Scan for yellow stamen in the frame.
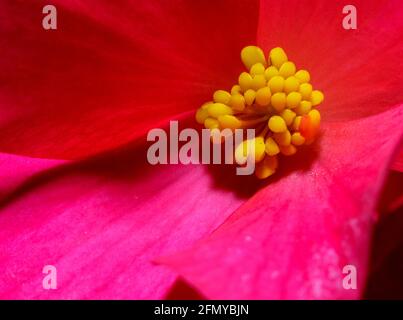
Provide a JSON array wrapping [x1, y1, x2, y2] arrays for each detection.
[[250, 63, 266, 76], [296, 100, 312, 115], [235, 136, 266, 165], [269, 47, 288, 69], [218, 115, 242, 130], [231, 84, 241, 95], [238, 72, 253, 92], [268, 115, 287, 133], [196, 46, 324, 179], [213, 90, 231, 105], [311, 90, 324, 106], [265, 137, 280, 156], [292, 116, 302, 131], [195, 107, 209, 124], [255, 87, 271, 107], [208, 103, 233, 118], [271, 92, 286, 112], [229, 94, 246, 111], [204, 117, 219, 129], [295, 70, 310, 83], [291, 132, 305, 145], [286, 92, 302, 109], [268, 76, 284, 93], [251, 74, 267, 91], [241, 46, 267, 70], [264, 66, 279, 81], [279, 61, 296, 78], [280, 144, 297, 156], [255, 155, 278, 179], [299, 83, 312, 100], [274, 130, 291, 146], [280, 109, 296, 126], [244, 89, 256, 106], [284, 76, 300, 94]]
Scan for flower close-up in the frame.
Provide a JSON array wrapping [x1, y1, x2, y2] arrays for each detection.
[[0, 0, 402, 302]]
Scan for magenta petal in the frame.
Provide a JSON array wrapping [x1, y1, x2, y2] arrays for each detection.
[[0, 142, 245, 299], [160, 105, 403, 299], [0, 153, 64, 198]]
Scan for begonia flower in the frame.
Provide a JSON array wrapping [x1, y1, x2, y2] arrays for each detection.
[[0, 0, 402, 299]]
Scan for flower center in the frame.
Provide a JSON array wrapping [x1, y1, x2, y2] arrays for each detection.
[[195, 46, 324, 179]]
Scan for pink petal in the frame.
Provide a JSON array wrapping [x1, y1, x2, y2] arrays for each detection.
[[160, 105, 403, 299], [0, 0, 258, 159], [257, 0, 403, 121], [0, 153, 64, 198], [0, 131, 250, 299]]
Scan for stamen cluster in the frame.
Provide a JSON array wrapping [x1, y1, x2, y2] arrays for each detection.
[[195, 46, 324, 179]]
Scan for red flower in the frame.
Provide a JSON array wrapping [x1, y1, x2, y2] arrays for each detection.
[[0, 0, 402, 299]]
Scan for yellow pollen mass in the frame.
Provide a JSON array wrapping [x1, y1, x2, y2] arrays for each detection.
[[244, 89, 256, 106], [265, 137, 280, 156], [286, 91, 302, 109], [311, 90, 324, 106], [268, 115, 287, 133], [269, 47, 288, 68], [280, 144, 297, 156], [250, 63, 266, 76], [218, 115, 242, 130], [280, 109, 296, 126], [208, 103, 233, 118], [213, 90, 231, 104], [268, 76, 285, 93], [271, 92, 286, 112], [291, 132, 305, 145], [255, 155, 278, 179], [279, 61, 296, 78], [292, 116, 302, 131], [195, 45, 324, 179], [239, 72, 253, 92], [295, 70, 310, 83], [235, 137, 266, 165], [284, 76, 300, 94], [231, 85, 241, 95], [299, 83, 313, 100], [241, 46, 267, 70], [256, 87, 271, 106], [296, 100, 312, 115], [251, 74, 267, 91], [274, 130, 291, 146], [204, 117, 219, 129], [229, 93, 246, 111], [264, 66, 279, 80]]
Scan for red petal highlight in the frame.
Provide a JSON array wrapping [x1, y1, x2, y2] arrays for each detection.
[[257, 0, 403, 121], [0, 0, 258, 159]]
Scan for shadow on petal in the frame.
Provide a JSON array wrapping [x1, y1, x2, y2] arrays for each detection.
[[165, 278, 206, 300]]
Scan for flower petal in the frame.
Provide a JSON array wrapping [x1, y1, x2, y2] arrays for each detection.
[[0, 0, 258, 159], [160, 105, 403, 299], [0, 153, 64, 198], [257, 0, 403, 121], [0, 133, 248, 299]]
